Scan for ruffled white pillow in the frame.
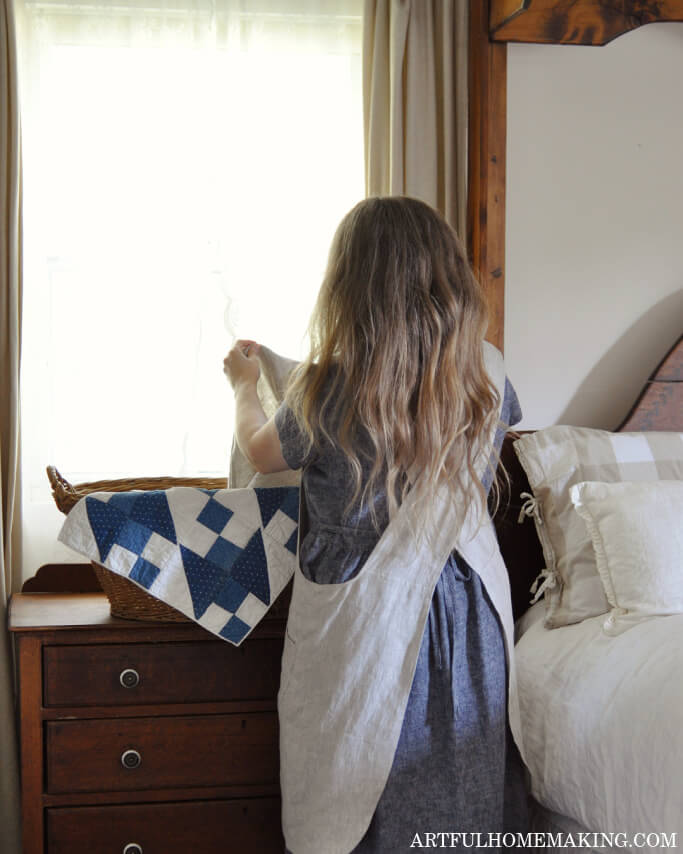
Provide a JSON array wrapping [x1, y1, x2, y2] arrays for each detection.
[[570, 480, 683, 636]]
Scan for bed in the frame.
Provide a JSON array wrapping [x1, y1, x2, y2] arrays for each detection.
[[492, 334, 683, 850]]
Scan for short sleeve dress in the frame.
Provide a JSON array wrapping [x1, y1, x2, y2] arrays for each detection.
[[275, 374, 529, 854]]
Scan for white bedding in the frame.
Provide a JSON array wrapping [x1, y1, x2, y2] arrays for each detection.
[[514, 606, 683, 849]]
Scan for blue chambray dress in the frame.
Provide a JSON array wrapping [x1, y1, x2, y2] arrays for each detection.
[[275, 375, 529, 854]]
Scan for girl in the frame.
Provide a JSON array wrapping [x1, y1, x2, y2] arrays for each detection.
[[223, 196, 530, 854]]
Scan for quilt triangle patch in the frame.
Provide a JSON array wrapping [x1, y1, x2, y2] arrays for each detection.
[[108, 492, 140, 518], [107, 490, 177, 544], [86, 497, 126, 562], [280, 487, 299, 522], [180, 544, 228, 619], [285, 528, 298, 555], [254, 487, 288, 529], [229, 529, 271, 605], [130, 490, 177, 544]]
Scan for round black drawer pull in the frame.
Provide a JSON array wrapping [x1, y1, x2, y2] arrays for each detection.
[[121, 749, 142, 770], [119, 668, 140, 688], [123, 845, 143, 854]]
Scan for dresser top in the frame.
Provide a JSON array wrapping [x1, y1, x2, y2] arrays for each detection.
[[9, 593, 191, 630], [8, 593, 284, 641]]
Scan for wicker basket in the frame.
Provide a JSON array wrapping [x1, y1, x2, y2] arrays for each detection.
[[47, 465, 228, 623]]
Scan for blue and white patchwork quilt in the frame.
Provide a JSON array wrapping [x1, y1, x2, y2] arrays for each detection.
[[57, 486, 299, 645]]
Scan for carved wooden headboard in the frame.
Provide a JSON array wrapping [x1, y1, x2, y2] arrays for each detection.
[[495, 333, 683, 622]]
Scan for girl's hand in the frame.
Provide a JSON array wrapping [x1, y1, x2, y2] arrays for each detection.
[[223, 339, 261, 390]]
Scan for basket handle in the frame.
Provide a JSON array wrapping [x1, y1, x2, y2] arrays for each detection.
[[46, 465, 80, 515]]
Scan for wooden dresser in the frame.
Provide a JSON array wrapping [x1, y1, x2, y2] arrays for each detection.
[[9, 588, 290, 854]]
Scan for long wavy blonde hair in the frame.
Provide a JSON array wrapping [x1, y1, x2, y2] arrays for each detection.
[[284, 196, 508, 535]]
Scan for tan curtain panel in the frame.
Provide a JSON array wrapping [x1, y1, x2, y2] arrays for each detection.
[[0, 0, 23, 850], [363, 0, 468, 239]]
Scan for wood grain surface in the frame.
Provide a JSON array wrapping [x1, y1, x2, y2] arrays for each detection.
[[490, 0, 683, 45]]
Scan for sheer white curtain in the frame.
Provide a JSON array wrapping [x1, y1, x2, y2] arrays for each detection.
[[14, 0, 363, 580]]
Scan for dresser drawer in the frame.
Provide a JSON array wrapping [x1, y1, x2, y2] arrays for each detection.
[[47, 797, 284, 854], [46, 713, 279, 794], [43, 638, 284, 707]]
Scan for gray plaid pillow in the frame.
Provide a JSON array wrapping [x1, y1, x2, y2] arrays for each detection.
[[513, 427, 683, 629]]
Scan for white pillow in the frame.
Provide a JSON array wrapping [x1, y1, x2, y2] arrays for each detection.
[[513, 427, 683, 629], [570, 480, 683, 636]]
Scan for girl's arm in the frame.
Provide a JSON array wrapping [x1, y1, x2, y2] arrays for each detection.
[[224, 340, 290, 474]]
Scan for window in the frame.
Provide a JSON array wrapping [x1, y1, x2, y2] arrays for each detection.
[[15, 0, 363, 578]]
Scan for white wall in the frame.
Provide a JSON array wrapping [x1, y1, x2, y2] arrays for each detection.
[[505, 22, 683, 430]]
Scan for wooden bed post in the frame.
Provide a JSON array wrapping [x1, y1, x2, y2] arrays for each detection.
[[468, 0, 508, 354]]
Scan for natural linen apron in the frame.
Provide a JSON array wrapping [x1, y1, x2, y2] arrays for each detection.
[[277, 342, 526, 854]]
